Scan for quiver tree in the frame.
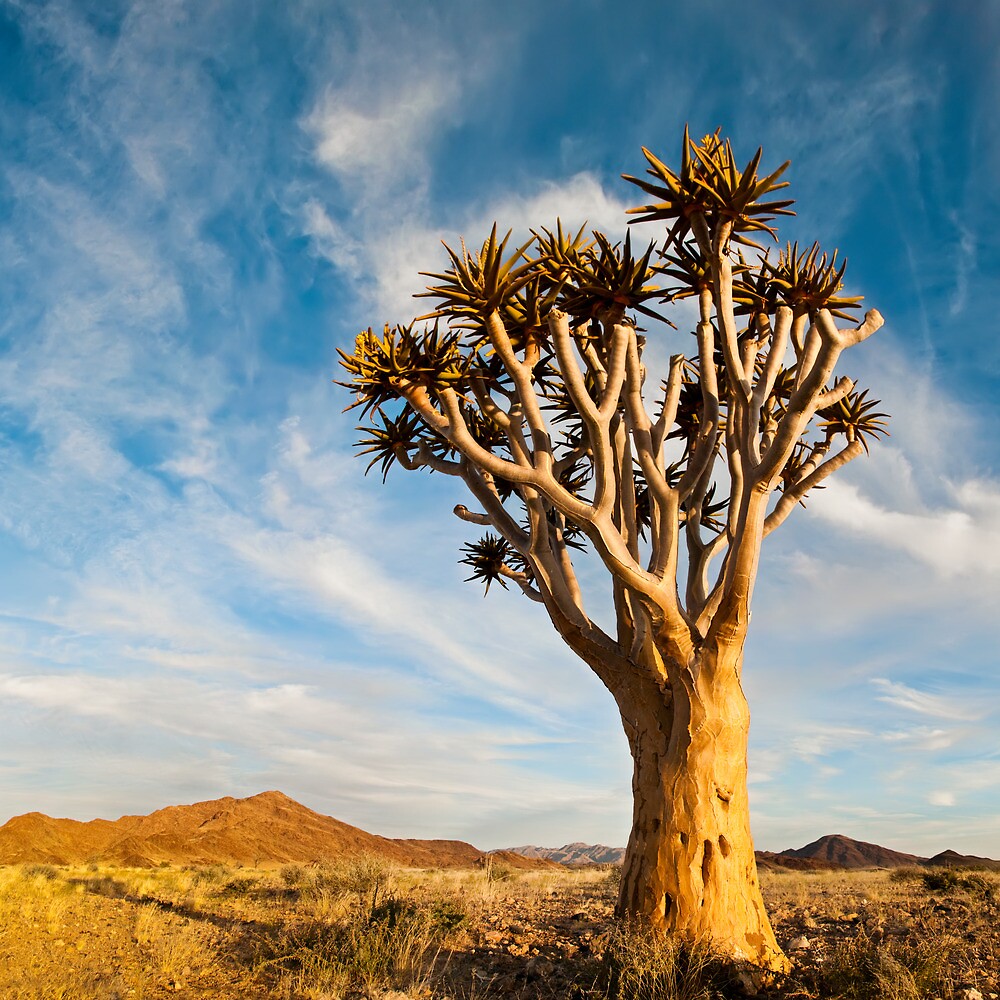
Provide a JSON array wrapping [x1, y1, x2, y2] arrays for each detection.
[[337, 128, 887, 972]]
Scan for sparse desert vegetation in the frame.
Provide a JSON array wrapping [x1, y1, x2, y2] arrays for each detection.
[[1, 859, 998, 999]]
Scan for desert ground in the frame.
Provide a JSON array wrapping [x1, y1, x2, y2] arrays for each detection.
[[1, 859, 997, 1000]]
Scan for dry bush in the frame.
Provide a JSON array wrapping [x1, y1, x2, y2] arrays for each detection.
[[250, 896, 444, 999], [280, 862, 306, 889], [600, 925, 752, 1000], [190, 862, 233, 885], [818, 932, 950, 1000], [920, 868, 996, 901], [889, 866, 926, 884], [133, 901, 213, 984], [22, 864, 59, 881], [334, 854, 395, 919], [481, 855, 515, 884]]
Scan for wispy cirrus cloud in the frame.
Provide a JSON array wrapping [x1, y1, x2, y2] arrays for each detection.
[[881, 727, 955, 752], [872, 678, 983, 721]]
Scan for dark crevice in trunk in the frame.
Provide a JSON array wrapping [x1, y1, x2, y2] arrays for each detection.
[[701, 838, 714, 893]]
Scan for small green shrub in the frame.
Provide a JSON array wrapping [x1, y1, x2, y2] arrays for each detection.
[[430, 898, 467, 932]]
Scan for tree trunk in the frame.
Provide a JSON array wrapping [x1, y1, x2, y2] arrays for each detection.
[[615, 641, 790, 973]]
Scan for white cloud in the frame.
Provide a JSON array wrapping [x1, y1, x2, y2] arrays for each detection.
[[881, 727, 954, 751], [930, 761, 1000, 797], [301, 199, 364, 281], [0, 654, 627, 842], [299, 34, 636, 324], [304, 169, 634, 325], [948, 214, 977, 317], [872, 678, 982, 721], [929, 790, 955, 807], [809, 478, 1000, 579], [789, 725, 870, 761], [307, 76, 460, 187]]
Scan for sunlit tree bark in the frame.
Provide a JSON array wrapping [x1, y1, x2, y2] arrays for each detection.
[[337, 129, 886, 972]]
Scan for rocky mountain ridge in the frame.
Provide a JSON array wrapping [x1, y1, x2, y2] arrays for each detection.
[[507, 833, 1000, 870], [507, 842, 625, 866]]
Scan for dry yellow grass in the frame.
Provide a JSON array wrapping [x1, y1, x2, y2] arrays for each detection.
[[0, 861, 997, 998]]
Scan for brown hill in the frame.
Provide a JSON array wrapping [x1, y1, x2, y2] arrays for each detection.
[[781, 834, 923, 869], [0, 792, 553, 870], [754, 851, 843, 872], [925, 850, 1000, 871]]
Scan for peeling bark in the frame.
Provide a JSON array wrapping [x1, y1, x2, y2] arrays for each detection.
[[615, 642, 790, 973]]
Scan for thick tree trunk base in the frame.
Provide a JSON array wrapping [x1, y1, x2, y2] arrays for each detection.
[[616, 670, 790, 974]]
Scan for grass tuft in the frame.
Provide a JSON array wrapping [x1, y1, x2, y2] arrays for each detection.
[[819, 932, 949, 1000], [600, 924, 752, 1000]]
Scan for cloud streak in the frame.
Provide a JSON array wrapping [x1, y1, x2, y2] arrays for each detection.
[[872, 679, 983, 721]]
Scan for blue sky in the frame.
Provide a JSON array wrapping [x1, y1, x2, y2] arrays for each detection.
[[0, 0, 998, 857]]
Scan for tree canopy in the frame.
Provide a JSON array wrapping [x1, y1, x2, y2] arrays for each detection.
[[338, 128, 887, 652]]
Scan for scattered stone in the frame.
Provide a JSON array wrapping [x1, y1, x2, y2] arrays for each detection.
[[734, 968, 763, 995], [525, 957, 554, 978]]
